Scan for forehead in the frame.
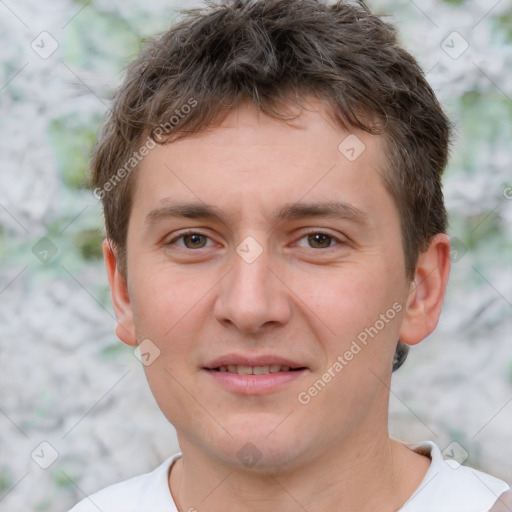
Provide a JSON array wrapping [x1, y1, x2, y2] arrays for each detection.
[[130, 99, 394, 228]]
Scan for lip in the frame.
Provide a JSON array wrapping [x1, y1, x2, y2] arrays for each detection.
[[202, 353, 309, 395], [204, 353, 306, 369], [203, 368, 309, 395]]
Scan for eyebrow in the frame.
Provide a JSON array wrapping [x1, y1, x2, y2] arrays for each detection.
[[145, 199, 369, 227]]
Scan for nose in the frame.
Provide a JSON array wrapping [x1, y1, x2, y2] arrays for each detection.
[[213, 240, 292, 334]]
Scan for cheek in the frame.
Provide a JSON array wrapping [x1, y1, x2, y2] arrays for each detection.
[[129, 265, 207, 340], [130, 271, 208, 419], [296, 262, 405, 373], [299, 264, 393, 330]]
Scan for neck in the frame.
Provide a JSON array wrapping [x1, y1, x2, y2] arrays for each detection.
[[169, 425, 430, 512]]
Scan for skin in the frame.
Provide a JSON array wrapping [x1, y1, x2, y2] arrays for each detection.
[[103, 98, 451, 512]]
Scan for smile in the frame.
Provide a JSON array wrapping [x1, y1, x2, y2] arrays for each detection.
[[211, 365, 305, 375]]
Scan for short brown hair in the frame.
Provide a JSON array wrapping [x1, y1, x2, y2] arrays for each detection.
[[90, 0, 452, 370]]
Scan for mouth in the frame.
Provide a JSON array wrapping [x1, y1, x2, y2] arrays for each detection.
[[202, 355, 309, 395], [209, 365, 307, 375]]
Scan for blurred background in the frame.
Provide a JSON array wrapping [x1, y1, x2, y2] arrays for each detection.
[[0, 0, 511, 510]]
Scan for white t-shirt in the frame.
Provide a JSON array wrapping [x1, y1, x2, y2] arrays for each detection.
[[68, 441, 510, 512]]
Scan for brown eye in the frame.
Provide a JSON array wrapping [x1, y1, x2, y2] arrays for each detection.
[[167, 231, 213, 249], [182, 233, 208, 248], [294, 231, 345, 251], [307, 233, 334, 249]]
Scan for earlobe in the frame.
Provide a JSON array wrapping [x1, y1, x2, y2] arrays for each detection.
[[102, 238, 138, 347], [399, 233, 451, 346]]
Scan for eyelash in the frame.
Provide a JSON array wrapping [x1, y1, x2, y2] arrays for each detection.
[[167, 229, 346, 251]]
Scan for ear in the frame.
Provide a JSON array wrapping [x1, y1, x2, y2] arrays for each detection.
[[102, 238, 138, 347], [399, 233, 451, 346]]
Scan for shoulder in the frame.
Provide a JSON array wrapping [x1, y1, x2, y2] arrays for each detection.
[[67, 474, 148, 512], [67, 454, 181, 512], [489, 489, 512, 511], [400, 441, 510, 512]]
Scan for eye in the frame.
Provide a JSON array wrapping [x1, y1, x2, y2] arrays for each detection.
[[168, 231, 214, 249], [166, 230, 345, 251], [295, 232, 344, 249]]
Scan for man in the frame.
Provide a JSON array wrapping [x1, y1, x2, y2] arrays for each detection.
[[71, 1, 511, 510]]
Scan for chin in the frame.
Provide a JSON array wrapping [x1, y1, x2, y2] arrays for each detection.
[[206, 424, 312, 474]]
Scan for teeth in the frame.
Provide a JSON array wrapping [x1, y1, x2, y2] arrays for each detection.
[[253, 365, 270, 375], [216, 365, 296, 374]]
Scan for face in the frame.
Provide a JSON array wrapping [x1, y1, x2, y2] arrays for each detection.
[[108, 99, 432, 471]]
